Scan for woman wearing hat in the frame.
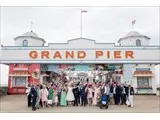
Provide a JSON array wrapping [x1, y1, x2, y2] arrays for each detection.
[[87, 84, 93, 106]]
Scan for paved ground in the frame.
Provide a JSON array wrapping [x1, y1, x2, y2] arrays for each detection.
[[0, 95, 160, 113]]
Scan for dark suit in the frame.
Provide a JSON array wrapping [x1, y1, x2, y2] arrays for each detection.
[[116, 85, 122, 105], [28, 94, 31, 107], [110, 85, 113, 93], [72, 87, 80, 106], [124, 86, 129, 99], [121, 87, 127, 105], [126, 87, 134, 95], [30, 87, 37, 110], [79, 85, 87, 106]]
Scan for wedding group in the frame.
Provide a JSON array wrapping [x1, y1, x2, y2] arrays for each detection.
[[26, 79, 134, 111]]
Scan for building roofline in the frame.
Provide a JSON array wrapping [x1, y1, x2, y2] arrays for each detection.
[[14, 36, 46, 43], [118, 35, 151, 43]]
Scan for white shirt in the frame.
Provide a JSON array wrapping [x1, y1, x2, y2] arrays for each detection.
[[104, 86, 110, 95], [128, 89, 131, 96], [26, 87, 31, 96], [103, 87, 107, 94], [113, 87, 116, 94], [122, 87, 125, 94]]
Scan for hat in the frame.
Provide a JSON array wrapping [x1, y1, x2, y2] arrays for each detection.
[[88, 84, 92, 87]]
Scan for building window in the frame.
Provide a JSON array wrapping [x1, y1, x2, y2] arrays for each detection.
[[12, 77, 26, 87], [137, 77, 150, 87], [136, 39, 141, 46], [23, 40, 28, 46]]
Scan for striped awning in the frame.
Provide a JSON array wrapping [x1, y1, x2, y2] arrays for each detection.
[[9, 71, 30, 76], [133, 71, 154, 77]]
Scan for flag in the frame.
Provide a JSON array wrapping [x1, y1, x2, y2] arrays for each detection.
[[81, 10, 87, 13], [132, 19, 136, 25]]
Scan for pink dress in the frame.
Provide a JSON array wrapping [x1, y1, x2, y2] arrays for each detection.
[[87, 88, 93, 98], [53, 90, 58, 103], [41, 89, 48, 102]]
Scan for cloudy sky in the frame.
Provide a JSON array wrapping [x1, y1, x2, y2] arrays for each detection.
[[0, 7, 160, 85]]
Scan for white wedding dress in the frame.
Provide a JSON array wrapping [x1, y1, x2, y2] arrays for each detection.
[[66, 87, 75, 101]]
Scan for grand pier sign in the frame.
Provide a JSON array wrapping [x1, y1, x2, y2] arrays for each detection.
[[0, 38, 160, 64]]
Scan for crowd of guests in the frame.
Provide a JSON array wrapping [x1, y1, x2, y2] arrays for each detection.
[[26, 79, 134, 111]]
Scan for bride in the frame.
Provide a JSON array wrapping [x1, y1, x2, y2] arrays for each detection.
[[66, 81, 75, 106]]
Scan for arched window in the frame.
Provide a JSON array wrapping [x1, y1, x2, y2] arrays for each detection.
[[136, 39, 141, 46], [23, 40, 28, 46]]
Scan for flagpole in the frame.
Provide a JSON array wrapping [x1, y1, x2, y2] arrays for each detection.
[[81, 10, 82, 37], [80, 10, 87, 38]]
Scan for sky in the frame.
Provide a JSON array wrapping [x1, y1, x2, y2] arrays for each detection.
[[0, 6, 160, 85]]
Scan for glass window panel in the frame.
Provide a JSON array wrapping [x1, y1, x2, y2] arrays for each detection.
[[13, 77, 26, 87], [137, 77, 149, 87]]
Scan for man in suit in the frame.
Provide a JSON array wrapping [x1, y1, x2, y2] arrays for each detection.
[[120, 84, 127, 105], [113, 84, 118, 105], [116, 84, 123, 105], [30, 84, 38, 111], [124, 84, 129, 100], [109, 83, 114, 105], [72, 83, 80, 106], [79, 83, 88, 107]]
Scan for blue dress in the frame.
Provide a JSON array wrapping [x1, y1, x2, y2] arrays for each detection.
[[60, 90, 67, 106]]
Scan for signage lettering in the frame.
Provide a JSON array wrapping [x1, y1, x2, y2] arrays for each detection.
[[29, 50, 134, 60], [29, 51, 38, 59]]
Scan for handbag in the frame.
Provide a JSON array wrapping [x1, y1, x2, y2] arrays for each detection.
[[47, 100, 53, 104]]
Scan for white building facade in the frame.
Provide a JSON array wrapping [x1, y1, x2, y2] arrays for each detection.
[[0, 30, 160, 94]]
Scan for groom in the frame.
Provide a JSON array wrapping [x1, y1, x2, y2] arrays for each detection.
[[79, 82, 88, 107]]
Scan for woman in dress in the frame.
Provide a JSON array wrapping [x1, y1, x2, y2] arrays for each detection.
[[41, 85, 48, 108], [53, 87, 58, 107], [92, 83, 100, 105], [60, 85, 67, 106], [66, 82, 75, 106], [35, 85, 41, 109], [127, 85, 134, 107], [48, 86, 53, 106], [87, 84, 93, 106]]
